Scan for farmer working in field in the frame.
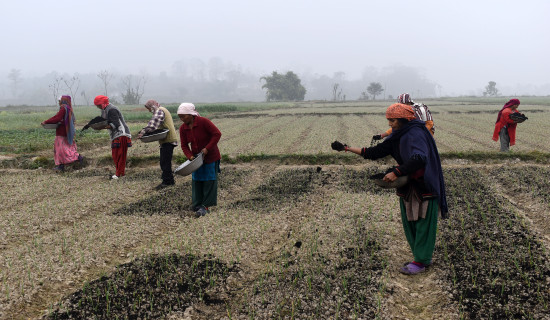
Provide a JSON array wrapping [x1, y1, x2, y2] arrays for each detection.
[[93, 95, 132, 180], [41, 95, 84, 172], [137, 100, 178, 190], [492, 98, 523, 152], [177, 103, 222, 217], [332, 103, 448, 275], [373, 93, 435, 140]]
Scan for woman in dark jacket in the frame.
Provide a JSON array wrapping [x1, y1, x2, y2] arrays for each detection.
[[332, 103, 448, 275]]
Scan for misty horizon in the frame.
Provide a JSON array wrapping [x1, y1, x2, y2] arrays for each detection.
[[1, 0, 549, 105]]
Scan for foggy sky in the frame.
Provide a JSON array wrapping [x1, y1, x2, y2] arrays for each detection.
[[2, 0, 550, 96]]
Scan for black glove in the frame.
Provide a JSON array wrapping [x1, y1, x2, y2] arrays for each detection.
[[331, 140, 347, 152], [372, 134, 382, 141], [82, 124, 90, 130]]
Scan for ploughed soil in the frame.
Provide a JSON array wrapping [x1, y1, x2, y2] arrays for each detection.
[[1, 162, 549, 319]]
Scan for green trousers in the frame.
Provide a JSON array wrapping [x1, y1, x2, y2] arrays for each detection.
[[192, 179, 218, 208], [400, 198, 439, 265]]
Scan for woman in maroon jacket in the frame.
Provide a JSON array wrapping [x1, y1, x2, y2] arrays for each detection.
[[41, 95, 83, 171], [177, 103, 222, 217]]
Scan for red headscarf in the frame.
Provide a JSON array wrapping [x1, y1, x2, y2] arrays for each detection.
[[386, 103, 416, 120], [495, 98, 520, 123], [94, 95, 110, 109]]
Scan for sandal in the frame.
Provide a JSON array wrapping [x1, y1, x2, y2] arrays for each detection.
[[399, 262, 426, 275], [403, 260, 432, 268]]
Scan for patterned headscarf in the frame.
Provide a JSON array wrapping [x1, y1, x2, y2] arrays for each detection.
[[495, 98, 520, 123], [93, 95, 110, 109], [59, 95, 76, 145], [177, 103, 200, 116], [397, 93, 414, 105], [144, 99, 161, 110], [386, 103, 416, 120]]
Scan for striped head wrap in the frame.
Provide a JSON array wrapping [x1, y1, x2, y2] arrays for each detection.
[[386, 103, 416, 120], [397, 93, 414, 105]]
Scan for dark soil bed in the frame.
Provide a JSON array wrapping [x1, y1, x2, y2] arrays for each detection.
[[45, 253, 237, 320], [439, 167, 550, 319]]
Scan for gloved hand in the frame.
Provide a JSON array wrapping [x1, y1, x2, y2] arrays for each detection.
[[331, 140, 347, 152], [372, 134, 382, 141], [82, 124, 90, 130]]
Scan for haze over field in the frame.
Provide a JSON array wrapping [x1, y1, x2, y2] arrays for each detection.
[[1, 0, 549, 105]]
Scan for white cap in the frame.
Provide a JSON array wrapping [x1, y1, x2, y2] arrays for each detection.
[[177, 103, 200, 116]]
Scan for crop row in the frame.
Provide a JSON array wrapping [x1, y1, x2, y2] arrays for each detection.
[[439, 167, 550, 319]]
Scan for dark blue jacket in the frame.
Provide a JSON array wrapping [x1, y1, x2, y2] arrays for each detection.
[[361, 120, 448, 218]]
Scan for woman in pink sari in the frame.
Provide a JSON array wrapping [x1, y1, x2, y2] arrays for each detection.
[[41, 95, 83, 171]]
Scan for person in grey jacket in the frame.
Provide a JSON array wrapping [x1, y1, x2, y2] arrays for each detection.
[[93, 95, 132, 179]]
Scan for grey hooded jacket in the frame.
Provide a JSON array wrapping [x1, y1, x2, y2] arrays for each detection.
[[101, 104, 132, 141]]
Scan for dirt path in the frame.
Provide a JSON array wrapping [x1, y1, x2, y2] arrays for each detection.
[[381, 215, 459, 320]]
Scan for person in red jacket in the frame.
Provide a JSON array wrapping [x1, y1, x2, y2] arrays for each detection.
[[492, 98, 521, 152], [178, 103, 222, 217], [41, 95, 83, 171]]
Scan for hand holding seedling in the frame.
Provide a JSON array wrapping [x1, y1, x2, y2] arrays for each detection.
[[383, 171, 398, 182], [331, 141, 347, 152]]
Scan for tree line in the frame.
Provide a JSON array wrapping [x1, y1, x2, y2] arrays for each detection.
[[3, 62, 443, 106]]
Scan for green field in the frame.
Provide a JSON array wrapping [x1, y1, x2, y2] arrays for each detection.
[[1, 98, 549, 161]]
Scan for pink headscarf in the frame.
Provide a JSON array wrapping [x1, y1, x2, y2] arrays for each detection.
[[495, 98, 520, 123], [144, 99, 161, 109], [93, 95, 110, 109], [177, 103, 200, 116]]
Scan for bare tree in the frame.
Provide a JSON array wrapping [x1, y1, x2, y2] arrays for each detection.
[[332, 83, 340, 101], [120, 74, 147, 105], [81, 90, 90, 106], [7, 69, 21, 98], [97, 70, 114, 96], [48, 76, 63, 106], [62, 74, 80, 106]]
